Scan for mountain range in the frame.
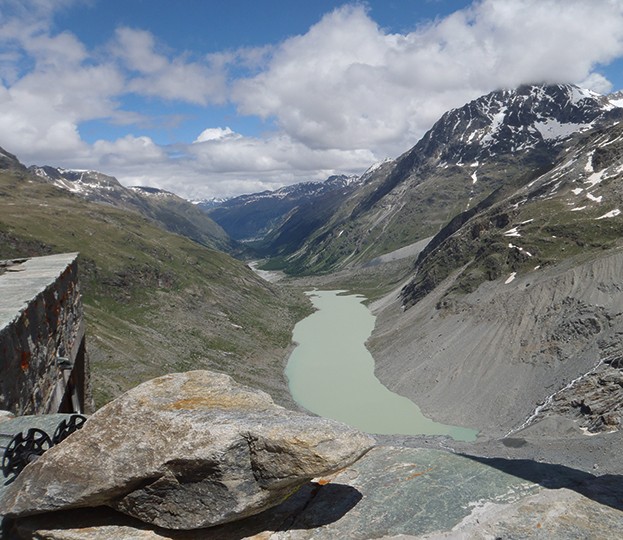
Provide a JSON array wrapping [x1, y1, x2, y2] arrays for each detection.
[[30, 165, 236, 254], [3, 82, 623, 537], [203, 83, 623, 441], [244, 84, 623, 274], [4, 82, 623, 438]]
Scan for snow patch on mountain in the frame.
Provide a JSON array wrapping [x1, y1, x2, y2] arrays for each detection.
[[364, 158, 393, 175], [504, 272, 517, 284], [586, 192, 603, 203], [596, 209, 621, 219], [420, 84, 623, 168], [481, 106, 507, 146], [508, 243, 533, 257], [534, 119, 593, 141], [129, 186, 177, 199]]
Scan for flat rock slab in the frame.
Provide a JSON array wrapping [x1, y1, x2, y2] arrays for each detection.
[[1, 371, 374, 529], [7, 445, 623, 539]]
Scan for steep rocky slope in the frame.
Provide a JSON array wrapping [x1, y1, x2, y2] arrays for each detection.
[[0, 146, 309, 408], [274, 84, 623, 274], [371, 248, 623, 437], [368, 119, 623, 440], [402, 119, 623, 306]]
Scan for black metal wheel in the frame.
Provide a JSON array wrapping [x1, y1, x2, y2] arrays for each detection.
[[2, 428, 52, 481], [52, 414, 87, 445]]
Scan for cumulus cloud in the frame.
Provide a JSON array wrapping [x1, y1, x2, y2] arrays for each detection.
[[95, 130, 375, 199], [111, 27, 228, 105], [190, 130, 375, 174], [93, 135, 166, 166], [2, 0, 623, 198], [0, 1, 124, 161], [194, 127, 241, 143], [233, 0, 623, 160]]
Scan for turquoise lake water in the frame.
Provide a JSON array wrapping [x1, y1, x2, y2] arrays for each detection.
[[285, 290, 478, 441]]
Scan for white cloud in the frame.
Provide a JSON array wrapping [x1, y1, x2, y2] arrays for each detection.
[[579, 73, 613, 94], [232, 1, 623, 161], [111, 28, 168, 74], [3, 0, 623, 199], [111, 27, 228, 105], [190, 131, 375, 174], [194, 127, 241, 143], [93, 131, 375, 199], [93, 135, 165, 166]]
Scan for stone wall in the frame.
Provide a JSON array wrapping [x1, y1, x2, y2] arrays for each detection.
[[0, 253, 91, 415]]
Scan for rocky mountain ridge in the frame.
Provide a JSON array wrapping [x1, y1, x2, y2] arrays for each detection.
[[202, 174, 362, 243], [260, 84, 623, 274], [401, 116, 623, 308], [31, 165, 235, 253], [416, 84, 620, 166]]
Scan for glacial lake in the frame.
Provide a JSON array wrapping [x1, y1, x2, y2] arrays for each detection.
[[285, 290, 478, 441]]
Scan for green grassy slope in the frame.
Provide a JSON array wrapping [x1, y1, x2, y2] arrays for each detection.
[[0, 165, 310, 409]]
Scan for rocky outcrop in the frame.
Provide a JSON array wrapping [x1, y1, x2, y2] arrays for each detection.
[[0, 370, 374, 530], [526, 359, 623, 433], [7, 445, 623, 539]]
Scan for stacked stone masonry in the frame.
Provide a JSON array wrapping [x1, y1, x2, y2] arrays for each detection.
[[0, 253, 90, 415]]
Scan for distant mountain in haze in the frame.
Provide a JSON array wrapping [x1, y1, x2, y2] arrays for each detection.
[[199, 175, 363, 246]]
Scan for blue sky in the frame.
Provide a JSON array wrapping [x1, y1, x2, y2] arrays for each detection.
[[2, 0, 623, 198], [56, 0, 474, 147]]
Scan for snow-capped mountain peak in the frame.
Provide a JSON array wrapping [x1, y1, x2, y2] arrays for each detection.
[[31, 166, 122, 196], [418, 83, 623, 167]]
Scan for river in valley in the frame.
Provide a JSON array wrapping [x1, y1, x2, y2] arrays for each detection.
[[285, 290, 478, 441]]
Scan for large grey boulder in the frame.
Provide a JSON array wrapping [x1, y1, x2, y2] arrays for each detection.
[[1, 370, 374, 529]]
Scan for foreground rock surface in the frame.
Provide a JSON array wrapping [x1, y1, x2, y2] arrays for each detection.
[[0, 370, 374, 529], [7, 445, 623, 539]]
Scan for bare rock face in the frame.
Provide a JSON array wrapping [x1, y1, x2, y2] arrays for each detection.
[[1, 371, 374, 529]]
